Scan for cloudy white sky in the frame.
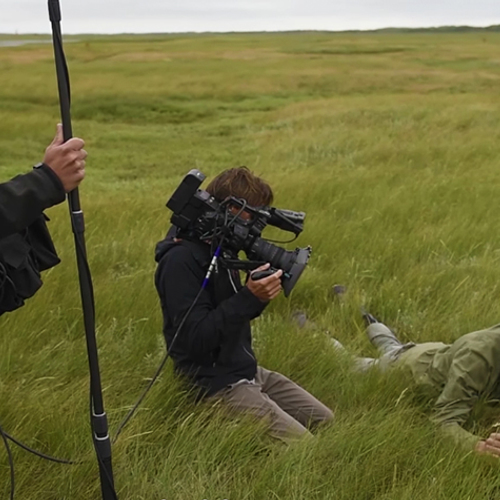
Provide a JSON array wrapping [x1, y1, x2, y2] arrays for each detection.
[[2, 0, 500, 34]]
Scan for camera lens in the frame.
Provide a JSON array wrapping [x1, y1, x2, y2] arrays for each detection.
[[246, 238, 311, 296]]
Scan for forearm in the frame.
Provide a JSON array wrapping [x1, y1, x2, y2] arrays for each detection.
[[439, 422, 481, 451], [0, 166, 65, 239]]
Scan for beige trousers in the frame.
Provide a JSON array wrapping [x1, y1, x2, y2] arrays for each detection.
[[211, 366, 334, 442]]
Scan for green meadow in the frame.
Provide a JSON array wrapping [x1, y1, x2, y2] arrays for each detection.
[[2, 30, 500, 499]]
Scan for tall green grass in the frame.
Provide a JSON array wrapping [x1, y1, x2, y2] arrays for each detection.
[[1, 31, 500, 499]]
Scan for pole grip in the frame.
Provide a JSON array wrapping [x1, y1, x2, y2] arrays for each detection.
[[48, 0, 62, 22]]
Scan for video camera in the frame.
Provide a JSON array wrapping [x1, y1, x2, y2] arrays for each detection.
[[166, 169, 311, 297]]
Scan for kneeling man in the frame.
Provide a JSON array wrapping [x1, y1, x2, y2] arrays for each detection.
[[155, 167, 333, 441]]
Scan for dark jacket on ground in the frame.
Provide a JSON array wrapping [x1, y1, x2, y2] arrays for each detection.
[[0, 165, 65, 239], [155, 233, 267, 397]]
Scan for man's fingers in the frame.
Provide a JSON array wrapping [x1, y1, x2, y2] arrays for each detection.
[[485, 437, 500, 449], [486, 434, 500, 443], [246, 264, 284, 301], [483, 433, 500, 456], [63, 137, 85, 151], [50, 123, 64, 146], [255, 269, 282, 285], [484, 445, 500, 457], [253, 263, 271, 273], [71, 150, 87, 162], [266, 281, 282, 295]]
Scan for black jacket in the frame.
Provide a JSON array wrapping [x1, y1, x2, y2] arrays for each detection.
[[0, 165, 64, 314], [155, 233, 267, 397], [0, 165, 65, 240]]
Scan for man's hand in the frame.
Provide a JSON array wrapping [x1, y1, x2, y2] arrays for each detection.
[[246, 263, 283, 302], [43, 124, 87, 192], [475, 433, 500, 457]]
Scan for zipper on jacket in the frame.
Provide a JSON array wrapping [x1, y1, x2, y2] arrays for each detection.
[[243, 345, 256, 363], [228, 269, 239, 293]]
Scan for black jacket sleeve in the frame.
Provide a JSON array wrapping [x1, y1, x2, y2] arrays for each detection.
[[156, 245, 266, 363], [0, 164, 65, 240]]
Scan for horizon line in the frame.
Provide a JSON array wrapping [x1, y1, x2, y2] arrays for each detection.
[[1, 23, 500, 37]]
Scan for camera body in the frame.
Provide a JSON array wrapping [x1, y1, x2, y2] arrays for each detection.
[[166, 169, 311, 296]]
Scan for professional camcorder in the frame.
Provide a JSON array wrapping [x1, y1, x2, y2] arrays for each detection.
[[166, 169, 311, 297]]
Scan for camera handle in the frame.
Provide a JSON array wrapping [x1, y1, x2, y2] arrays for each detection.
[[250, 268, 277, 281], [219, 258, 266, 271]]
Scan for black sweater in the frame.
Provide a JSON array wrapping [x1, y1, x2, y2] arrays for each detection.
[[155, 234, 267, 397], [0, 165, 65, 239]]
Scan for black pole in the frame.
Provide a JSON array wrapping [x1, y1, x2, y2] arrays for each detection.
[[47, 2, 117, 499]]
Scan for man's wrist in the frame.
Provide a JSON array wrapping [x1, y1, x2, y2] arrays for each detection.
[[245, 285, 269, 304], [475, 440, 486, 453], [238, 286, 268, 313], [32, 162, 66, 202]]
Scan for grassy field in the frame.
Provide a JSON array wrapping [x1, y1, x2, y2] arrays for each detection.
[[2, 30, 500, 499]]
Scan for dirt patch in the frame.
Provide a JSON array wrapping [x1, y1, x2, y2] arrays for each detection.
[[218, 49, 289, 60], [0, 48, 52, 64], [109, 51, 172, 62], [110, 48, 287, 62], [407, 83, 452, 93], [476, 71, 500, 80]]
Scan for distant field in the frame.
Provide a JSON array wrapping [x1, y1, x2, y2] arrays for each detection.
[[2, 31, 500, 499]]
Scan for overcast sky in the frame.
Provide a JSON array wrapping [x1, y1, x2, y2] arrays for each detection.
[[2, 0, 500, 34]]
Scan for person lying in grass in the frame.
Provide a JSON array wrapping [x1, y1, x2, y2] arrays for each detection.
[[332, 307, 500, 457]]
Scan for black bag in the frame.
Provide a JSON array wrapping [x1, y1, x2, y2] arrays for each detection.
[[0, 214, 61, 315]]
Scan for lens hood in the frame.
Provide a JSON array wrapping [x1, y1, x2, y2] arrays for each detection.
[[282, 246, 312, 297]]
